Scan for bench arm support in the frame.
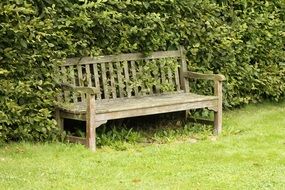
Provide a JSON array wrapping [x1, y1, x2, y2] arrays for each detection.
[[60, 83, 100, 95], [184, 71, 225, 134], [184, 71, 226, 82], [60, 83, 98, 151]]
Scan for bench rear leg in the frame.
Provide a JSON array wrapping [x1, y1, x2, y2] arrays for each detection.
[[55, 109, 64, 130], [214, 110, 222, 135]]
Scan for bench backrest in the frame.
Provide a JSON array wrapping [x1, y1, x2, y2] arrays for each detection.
[[60, 47, 189, 102]]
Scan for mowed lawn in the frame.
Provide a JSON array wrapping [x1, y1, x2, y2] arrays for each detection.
[[1, 102, 285, 190]]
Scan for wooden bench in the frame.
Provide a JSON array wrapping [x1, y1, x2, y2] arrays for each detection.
[[55, 47, 225, 151]]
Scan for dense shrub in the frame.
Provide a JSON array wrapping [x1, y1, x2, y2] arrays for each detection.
[[0, 0, 284, 141], [0, 1, 67, 141], [186, 0, 285, 106]]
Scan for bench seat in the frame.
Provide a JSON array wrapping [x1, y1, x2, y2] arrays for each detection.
[[59, 93, 218, 121]]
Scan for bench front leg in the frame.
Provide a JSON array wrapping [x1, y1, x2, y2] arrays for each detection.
[[86, 94, 96, 151], [214, 80, 223, 135]]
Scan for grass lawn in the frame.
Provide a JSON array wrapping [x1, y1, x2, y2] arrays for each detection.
[[1, 102, 285, 190]]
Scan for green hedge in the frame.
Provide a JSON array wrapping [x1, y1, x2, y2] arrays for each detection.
[[1, 0, 284, 142]]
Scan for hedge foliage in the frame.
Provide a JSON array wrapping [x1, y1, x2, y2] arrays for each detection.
[[1, 0, 284, 142]]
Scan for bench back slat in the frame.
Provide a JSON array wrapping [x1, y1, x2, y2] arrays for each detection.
[[145, 59, 154, 95], [137, 62, 146, 95], [108, 62, 117, 99], [61, 66, 70, 102], [70, 66, 78, 103], [77, 64, 85, 102], [85, 64, 92, 87], [61, 48, 188, 101], [179, 47, 189, 92], [159, 59, 167, 91], [123, 61, 132, 98], [92, 63, 101, 100], [174, 65, 181, 91], [100, 63, 109, 99], [130, 60, 139, 96], [115, 62, 124, 98]]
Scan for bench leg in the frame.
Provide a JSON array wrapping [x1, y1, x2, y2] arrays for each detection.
[[86, 93, 96, 151], [214, 110, 222, 135], [86, 121, 107, 152], [86, 93, 108, 151], [86, 122, 96, 151], [185, 110, 190, 121], [55, 109, 64, 130], [214, 81, 223, 135]]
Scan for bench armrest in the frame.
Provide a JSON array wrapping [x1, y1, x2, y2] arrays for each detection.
[[60, 83, 100, 95], [184, 71, 226, 82]]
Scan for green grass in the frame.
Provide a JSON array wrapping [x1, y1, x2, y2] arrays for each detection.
[[1, 102, 285, 190]]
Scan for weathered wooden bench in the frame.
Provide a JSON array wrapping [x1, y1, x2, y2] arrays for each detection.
[[55, 47, 225, 151]]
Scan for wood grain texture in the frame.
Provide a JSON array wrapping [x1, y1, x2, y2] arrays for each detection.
[[69, 66, 78, 103], [61, 83, 100, 94], [55, 109, 64, 130], [214, 81, 223, 134], [101, 63, 109, 99], [63, 50, 181, 66], [58, 93, 218, 115], [77, 64, 85, 102], [108, 62, 117, 98], [179, 46, 189, 92], [116, 62, 124, 97], [130, 60, 139, 96], [123, 61, 132, 97], [61, 66, 70, 102], [145, 60, 153, 95], [184, 71, 226, 81], [86, 94, 96, 151], [174, 66, 181, 91], [85, 64, 92, 87], [160, 60, 166, 87], [92, 63, 101, 100], [138, 63, 146, 95], [95, 99, 218, 121]]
